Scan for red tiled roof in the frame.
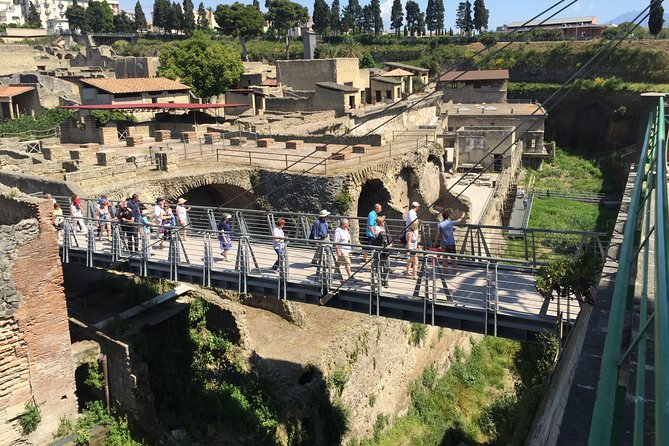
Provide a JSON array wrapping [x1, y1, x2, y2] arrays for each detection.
[[79, 77, 191, 94], [262, 78, 278, 86], [0, 85, 35, 98], [438, 70, 509, 82]]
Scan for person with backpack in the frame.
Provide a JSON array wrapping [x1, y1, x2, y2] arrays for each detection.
[[371, 215, 393, 288], [310, 210, 330, 265], [435, 209, 468, 275]]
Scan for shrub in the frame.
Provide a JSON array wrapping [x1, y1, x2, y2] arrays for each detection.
[[18, 401, 41, 435], [91, 110, 137, 127], [409, 323, 428, 346], [334, 189, 353, 214], [84, 360, 104, 390]]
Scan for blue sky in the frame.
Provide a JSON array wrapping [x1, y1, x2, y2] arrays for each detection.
[[126, 0, 645, 31]]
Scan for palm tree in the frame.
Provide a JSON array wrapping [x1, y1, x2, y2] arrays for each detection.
[[337, 36, 362, 59]]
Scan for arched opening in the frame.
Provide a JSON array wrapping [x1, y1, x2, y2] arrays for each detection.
[[357, 179, 402, 239], [428, 154, 442, 171], [178, 183, 257, 209]]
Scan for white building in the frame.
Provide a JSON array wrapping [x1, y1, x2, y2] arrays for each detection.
[[17, 0, 121, 34], [0, 0, 25, 26]]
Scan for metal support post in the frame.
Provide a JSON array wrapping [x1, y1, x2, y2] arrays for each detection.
[[168, 230, 180, 281], [140, 235, 149, 277], [86, 223, 95, 268], [202, 234, 213, 287], [111, 223, 122, 262], [62, 219, 71, 263]]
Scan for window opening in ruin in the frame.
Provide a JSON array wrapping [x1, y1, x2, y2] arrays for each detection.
[[493, 154, 503, 172], [375, 91, 381, 102]]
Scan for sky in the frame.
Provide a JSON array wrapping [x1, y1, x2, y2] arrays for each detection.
[[125, 0, 647, 31]]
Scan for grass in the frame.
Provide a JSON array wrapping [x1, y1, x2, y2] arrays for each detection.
[[361, 337, 532, 446], [528, 198, 617, 234]]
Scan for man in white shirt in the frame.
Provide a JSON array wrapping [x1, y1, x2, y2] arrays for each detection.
[[153, 198, 164, 239], [333, 218, 354, 281], [406, 201, 420, 228]]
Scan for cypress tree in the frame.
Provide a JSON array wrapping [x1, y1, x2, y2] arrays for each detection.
[[183, 0, 195, 35], [434, 0, 444, 35], [134, 0, 147, 31], [649, 0, 664, 36], [371, 0, 382, 35], [473, 0, 488, 33], [313, 0, 330, 35], [197, 2, 207, 29], [26, 2, 42, 28], [425, 0, 436, 36], [330, 0, 341, 34], [390, 0, 403, 37]]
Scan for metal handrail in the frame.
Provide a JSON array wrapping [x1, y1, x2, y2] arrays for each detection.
[[589, 94, 669, 445]]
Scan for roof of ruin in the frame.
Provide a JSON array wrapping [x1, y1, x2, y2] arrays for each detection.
[[79, 77, 190, 94], [372, 77, 402, 85], [315, 82, 359, 93], [0, 85, 35, 98], [57, 103, 244, 110], [384, 62, 429, 73], [380, 69, 413, 77], [262, 78, 278, 87], [438, 69, 509, 82]]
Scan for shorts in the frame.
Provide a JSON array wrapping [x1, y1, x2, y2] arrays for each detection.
[[337, 254, 351, 265], [441, 245, 456, 254]]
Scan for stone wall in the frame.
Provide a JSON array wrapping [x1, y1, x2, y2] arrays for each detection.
[[0, 170, 81, 197], [349, 101, 438, 138], [0, 194, 77, 445]]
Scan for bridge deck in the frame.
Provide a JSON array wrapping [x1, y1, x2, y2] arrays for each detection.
[[62, 229, 578, 342]]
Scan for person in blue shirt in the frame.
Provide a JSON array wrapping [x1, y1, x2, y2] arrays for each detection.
[[364, 203, 382, 262], [311, 210, 330, 265], [435, 209, 468, 275], [217, 213, 233, 261]]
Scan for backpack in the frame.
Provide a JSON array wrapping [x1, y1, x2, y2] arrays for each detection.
[[399, 231, 407, 244], [371, 230, 391, 247]]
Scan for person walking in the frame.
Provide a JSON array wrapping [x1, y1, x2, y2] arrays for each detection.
[[371, 215, 392, 288], [53, 202, 64, 237], [435, 209, 468, 276], [333, 218, 354, 281], [218, 213, 233, 261], [159, 201, 175, 249], [404, 220, 420, 278], [95, 201, 112, 241], [175, 198, 191, 241], [271, 218, 286, 273], [70, 195, 85, 232], [118, 201, 136, 253], [127, 193, 143, 244], [153, 198, 164, 239], [310, 210, 330, 265], [364, 203, 382, 262]]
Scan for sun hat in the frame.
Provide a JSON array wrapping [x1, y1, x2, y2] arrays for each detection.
[[177, 198, 187, 204], [318, 210, 330, 217], [411, 201, 420, 207], [142, 209, 150, 215], [223, 213, 232, 220]]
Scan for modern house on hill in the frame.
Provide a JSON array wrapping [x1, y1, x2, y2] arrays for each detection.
[[498, 16, 608, 39]]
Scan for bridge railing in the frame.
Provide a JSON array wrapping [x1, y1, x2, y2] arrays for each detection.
[[589, 94, 669, 445], [52, 195, 609, 270], [57, 215, 579, 330]]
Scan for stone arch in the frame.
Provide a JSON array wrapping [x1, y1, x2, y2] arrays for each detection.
[[64, 53, 74, 60], [394, 166, 421, 212], [173, 183, 258, 210]]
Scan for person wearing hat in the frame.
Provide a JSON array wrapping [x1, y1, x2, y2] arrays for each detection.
[[406, 201, 420, 228], [310, 209, 330, 265], [175, 198, 191, 240], [217, 213, 233, 261]]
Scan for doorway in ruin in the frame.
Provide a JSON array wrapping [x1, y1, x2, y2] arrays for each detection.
[[357, 179, 402, 239]]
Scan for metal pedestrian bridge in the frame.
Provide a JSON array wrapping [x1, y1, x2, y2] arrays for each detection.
[[54, 196, 608, 343]]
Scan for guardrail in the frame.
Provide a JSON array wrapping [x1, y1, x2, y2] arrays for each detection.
[[50, 195, 608, 270], [589, 94, 669, 445]]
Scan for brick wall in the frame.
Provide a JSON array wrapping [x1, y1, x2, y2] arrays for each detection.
[[0, 196, 77, 445]]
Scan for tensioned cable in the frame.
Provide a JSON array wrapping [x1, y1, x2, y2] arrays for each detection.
[[211, 0, 578, 211], [322, 5, 656, 298], [101, 0, 577, 269]]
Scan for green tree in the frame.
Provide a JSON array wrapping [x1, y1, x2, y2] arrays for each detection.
[[267, 0, 309, 59], [197, 1, 207, 29], [313, 0, 330, 35], [253, 0, 260, 10], [215, 2, 264, 61], [330, 0, 341, 34], [113, 11, 135, 32], [359, 51, 375, 67], [455, 0, 473, 35], [85, 1, 114, 32], [134, 0, 147, 31], [390, 0, 403, 36], [153, 0, 167, 31], [168, 1, 184, 33], [361, 4, 373, 33], [157, 30, 244, 97], [338, 35, 361, 57], [371, 0, 382, 34], [649, 0, 664, 36], [434, 0, 445, 35], [473, 0, 488, 33], [342, 0, 362, 33], [425, 0, 436, 35], [405, 0, 420, 36], [26, 2, 42, 28], [417, 11, 425, 36], [66, 3, 88, 33], [183, 0, 195, 35]]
